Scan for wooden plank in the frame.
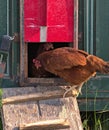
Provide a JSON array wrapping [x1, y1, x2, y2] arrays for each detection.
[[2, 90, 72, 105], [20, 0, 25, 86], [24, 42, 28, 78], [19, 118, 70, 130], [74, 0, 78, 49], [64, 97, 83, 130]]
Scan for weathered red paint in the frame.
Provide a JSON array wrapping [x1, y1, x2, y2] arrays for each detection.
[[24, 0, 74, 42], [24, 0, 46, 42]]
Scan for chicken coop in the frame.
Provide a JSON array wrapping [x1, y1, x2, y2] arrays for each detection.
[[1, 0, 109, 129]]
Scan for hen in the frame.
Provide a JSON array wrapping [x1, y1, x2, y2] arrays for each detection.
[[31, 43, 54, 77], [33, 47, 109, 97]]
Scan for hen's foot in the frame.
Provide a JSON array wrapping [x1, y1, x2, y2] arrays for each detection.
[[71, 89, 79, 97], [63, 86, 79, 98]]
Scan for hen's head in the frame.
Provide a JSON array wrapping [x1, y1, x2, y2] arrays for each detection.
[[43, 43, 54, 51], [33, 59, 41, 69], [33, 43, 53, 69]]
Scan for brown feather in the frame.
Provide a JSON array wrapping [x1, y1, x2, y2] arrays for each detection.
[[37, 47, 87, 70]]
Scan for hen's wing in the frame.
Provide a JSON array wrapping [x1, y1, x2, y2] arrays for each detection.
[[39, 47, 89, 70]]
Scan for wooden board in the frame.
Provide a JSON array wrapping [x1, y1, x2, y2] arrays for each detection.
[[19, 119, 70, 130], [1, 86, 83, 130], [2, 90, 73, 105]]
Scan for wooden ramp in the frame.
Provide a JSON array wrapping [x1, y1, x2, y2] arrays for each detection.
[[1, 86, 83, 130]]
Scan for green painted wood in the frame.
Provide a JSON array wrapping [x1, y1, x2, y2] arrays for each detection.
[[0, 1, 20, 87], [80, 77, 109, 98], [9, 0, 20, 79], [79, 0, 109, 111], [79, 99, 109, 111], [78, 0, 84, 50], [96, 0, 109, 60], [0, 0, 7, 43]]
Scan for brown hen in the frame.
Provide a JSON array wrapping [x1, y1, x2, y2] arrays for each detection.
[[33, 47, 109, 97], [31, 43, 54, 77]]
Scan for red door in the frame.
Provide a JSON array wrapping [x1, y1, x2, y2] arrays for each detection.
[[24, 0, 74, 42]]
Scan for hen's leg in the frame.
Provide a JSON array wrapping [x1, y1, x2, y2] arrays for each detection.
[[63, 83, 84, 98], [63, 85, 78, 97], [76, 83, 84, 95]]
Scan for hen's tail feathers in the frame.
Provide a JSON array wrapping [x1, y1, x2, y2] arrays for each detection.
[[102, 62, 109, 73], [87, 55, 109, 74]]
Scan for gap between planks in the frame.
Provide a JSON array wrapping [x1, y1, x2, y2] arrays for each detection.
[[2, 90, 73, 105]]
